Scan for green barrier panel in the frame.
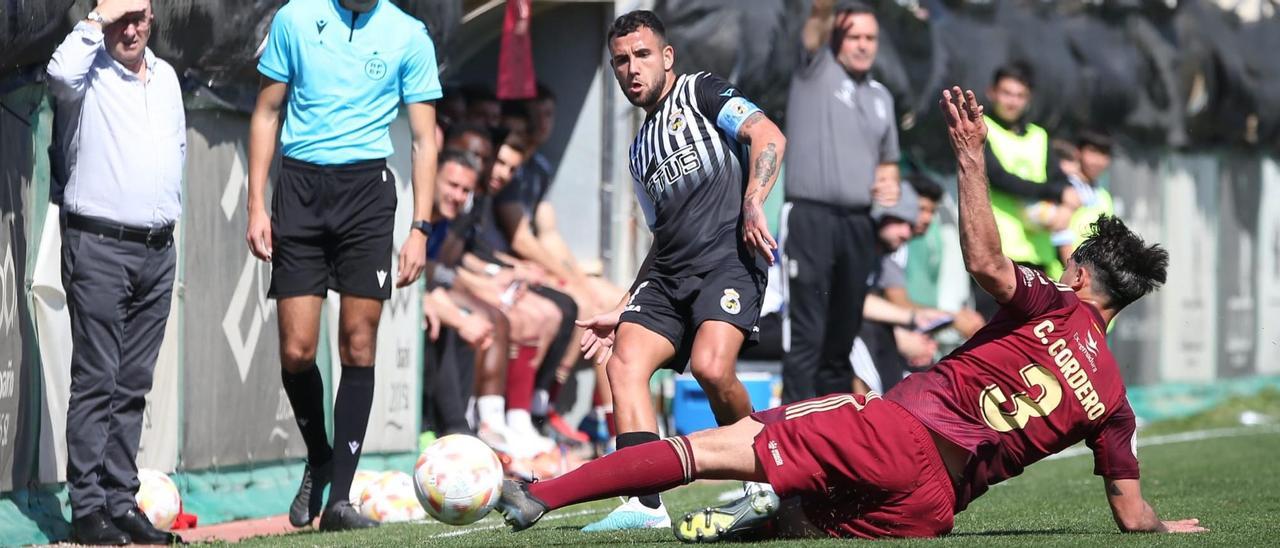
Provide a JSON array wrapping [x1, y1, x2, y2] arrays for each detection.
[[1128, 376, 1280, 423], [0, 452, 418, 543], [175, 453, 418, 525], [0, 486, 70, 545]]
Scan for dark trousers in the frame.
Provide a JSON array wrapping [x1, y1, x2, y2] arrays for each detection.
[[61, 218, 176, 519], [530, 286, 577, 394], [780, 201, 877, 403], [423, 329, 472, 436], [859, 320, 908, 393]]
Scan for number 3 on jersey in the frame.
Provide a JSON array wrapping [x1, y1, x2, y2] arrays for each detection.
[[979, 364, 1063, 432]]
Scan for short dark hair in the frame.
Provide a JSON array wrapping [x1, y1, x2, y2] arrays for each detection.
[[907, 174, 944, 203], [1051, 139, 1079, 162], [535, 82, 555, 103], [608, 10, 666, 44], [461, 84, 497, 103], [500, 131, 531, 156], [1071, 215, 1168, 311], [1076, 129, 1114, 155], [444, 122, 492, 146], [501, 100, 531, 123], [438, 148, 483, 174], [992, 61, 1034, 91], [835, 0, 875, 17]]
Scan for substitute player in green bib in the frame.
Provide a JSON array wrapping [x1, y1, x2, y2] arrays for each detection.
[[246, 0, 441, 531]]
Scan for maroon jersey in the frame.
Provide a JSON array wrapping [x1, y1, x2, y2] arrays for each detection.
[[887, 262, 1139, 510]]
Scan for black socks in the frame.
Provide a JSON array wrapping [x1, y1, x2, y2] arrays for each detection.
[[328, 365, 376, 506]]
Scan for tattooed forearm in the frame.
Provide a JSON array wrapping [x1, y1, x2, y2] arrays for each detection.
[[753, 142, 778, 189], [738, 112, 765, 141]]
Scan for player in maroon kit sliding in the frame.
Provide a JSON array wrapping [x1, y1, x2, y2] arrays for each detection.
[[494, 86, 1206, 541]]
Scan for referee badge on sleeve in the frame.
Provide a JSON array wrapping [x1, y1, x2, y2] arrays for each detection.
[[720, 288, 741, 315]]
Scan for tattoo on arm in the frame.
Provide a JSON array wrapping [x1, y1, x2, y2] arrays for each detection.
[[1107, 483, 1124, 497], [739, 112, 765, 139], [754, 142, 778, 189]]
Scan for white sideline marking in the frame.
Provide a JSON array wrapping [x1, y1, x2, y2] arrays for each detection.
[[433, 426, 1280, 537], [426, 508, 602, 539], [1047, 424, 1280, 461]]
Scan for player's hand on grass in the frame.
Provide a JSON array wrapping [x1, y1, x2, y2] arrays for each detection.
[[1162, 518, 1207, 533], [576, 309, 622, 365], [941, 86, 987, 165], [742, 199, 777, 266], [246, 207, 273, 261], [397, 231, 428, 288]]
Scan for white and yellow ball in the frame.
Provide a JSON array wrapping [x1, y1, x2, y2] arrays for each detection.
[[413, 434, 503, 525], [358, 471, 427, 523], [134, 469, 181, 530], [349, 469, 382, 506]]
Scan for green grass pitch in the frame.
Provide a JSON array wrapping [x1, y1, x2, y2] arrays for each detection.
[[230, 392, 1280, 547]]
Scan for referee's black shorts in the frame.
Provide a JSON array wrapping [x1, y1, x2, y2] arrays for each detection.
[[269, 157, 397, 301]]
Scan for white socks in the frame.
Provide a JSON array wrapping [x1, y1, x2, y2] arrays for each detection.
[[477, 395, 507, 428]]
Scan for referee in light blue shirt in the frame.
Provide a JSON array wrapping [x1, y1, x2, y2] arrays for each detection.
[[246, 0, 441, 531], [47, 0, 184, 544]]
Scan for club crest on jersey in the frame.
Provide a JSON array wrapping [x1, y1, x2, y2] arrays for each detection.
[[720, 288, 741, 315], [667, 109, 688, 135]]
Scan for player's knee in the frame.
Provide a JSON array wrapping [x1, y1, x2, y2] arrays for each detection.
[[605, 352, 647, 391], [340, 329, 377, 365], [690, 350, 737, 389], [280, 342, 318, 372]]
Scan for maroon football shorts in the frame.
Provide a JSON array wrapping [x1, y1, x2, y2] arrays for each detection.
[[751, 393, 956, 539]]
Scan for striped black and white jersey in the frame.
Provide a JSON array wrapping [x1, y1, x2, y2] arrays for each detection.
[[628, 72, 763, 275]]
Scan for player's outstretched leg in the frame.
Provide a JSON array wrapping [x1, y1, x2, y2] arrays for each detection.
[[673, 484, 780, 543], [498, 417, 767, 534], [495, 479, 550, 531]]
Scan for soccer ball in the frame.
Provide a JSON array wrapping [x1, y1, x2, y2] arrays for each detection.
[[349, 469, 382, 507], [359, 471, 427, 523], [414, 434, 503, 525], [135, 469, 181, 530]]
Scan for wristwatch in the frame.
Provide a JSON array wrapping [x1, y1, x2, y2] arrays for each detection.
[[86, 10, 108, 25], [410, 220, 431, 236]]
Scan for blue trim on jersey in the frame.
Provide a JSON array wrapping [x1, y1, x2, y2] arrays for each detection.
[[715, 97, 761, 139]]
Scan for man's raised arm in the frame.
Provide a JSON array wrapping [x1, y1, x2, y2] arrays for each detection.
[[802, 0, 837, 54], [941, 86, 1017, 303]]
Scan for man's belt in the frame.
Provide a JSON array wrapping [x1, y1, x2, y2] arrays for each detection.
[[66, 213, 175, 247]]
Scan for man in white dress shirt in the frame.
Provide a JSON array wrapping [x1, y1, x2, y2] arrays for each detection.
[[46, 0, 185, 544]]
